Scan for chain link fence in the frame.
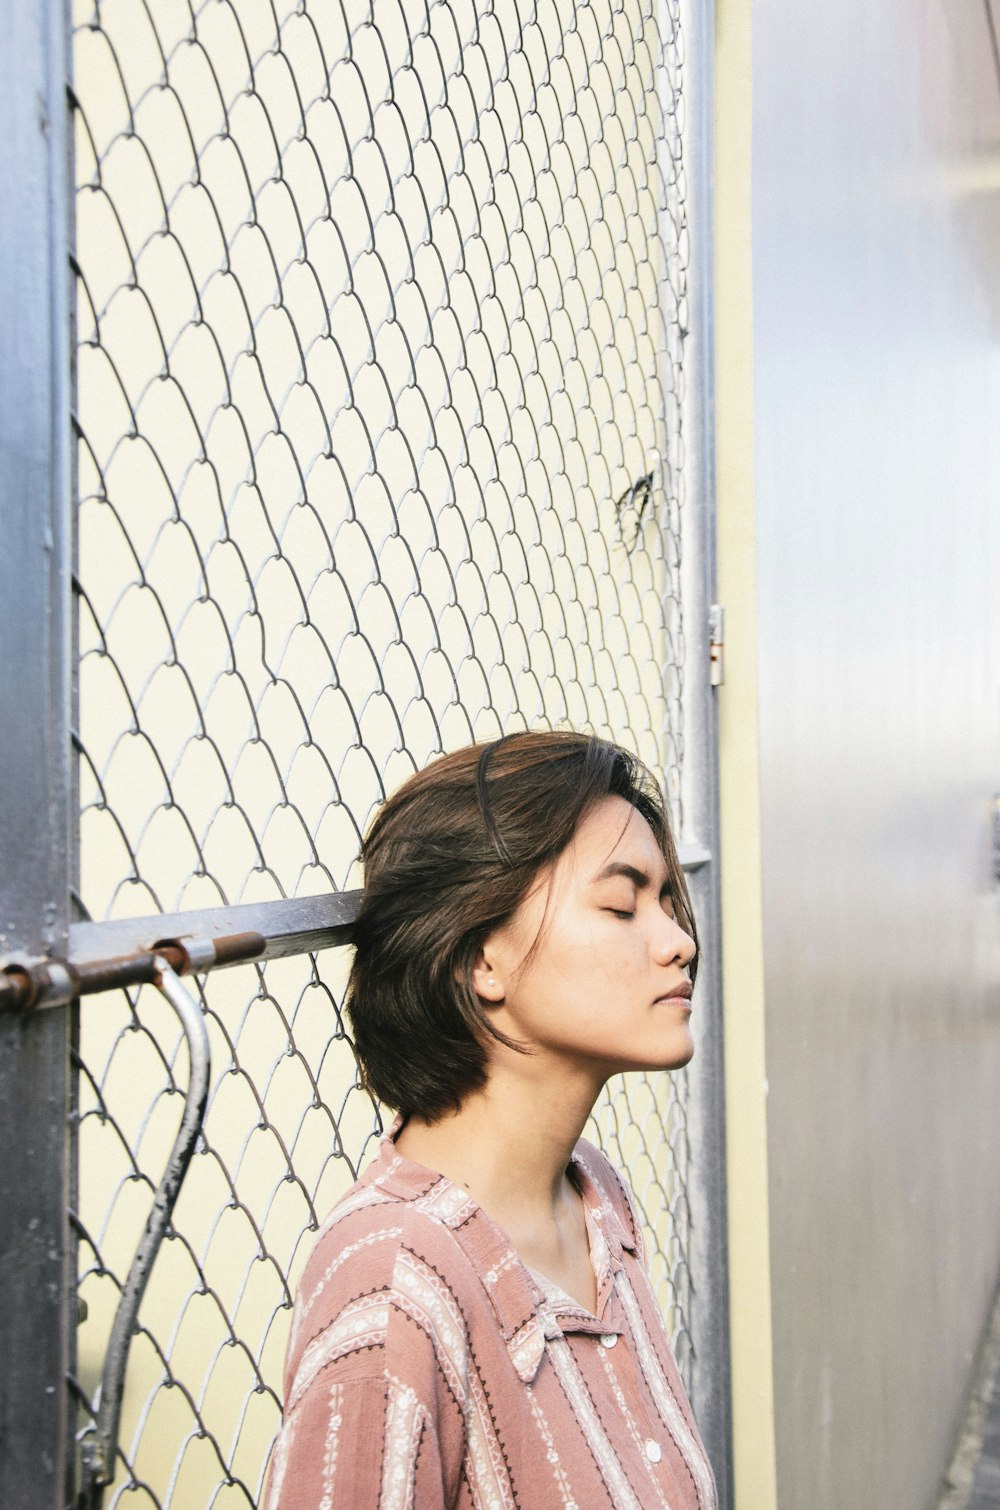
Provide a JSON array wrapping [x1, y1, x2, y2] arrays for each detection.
[[71, 0, 693, 1501]]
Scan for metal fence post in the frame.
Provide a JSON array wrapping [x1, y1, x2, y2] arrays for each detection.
[[677, 0, 735, 1503], [0, 0, 74, 1505]]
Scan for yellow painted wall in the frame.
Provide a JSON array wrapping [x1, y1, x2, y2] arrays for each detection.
[[71, 4, 705, 1502], [713, 2, 779, 1507]]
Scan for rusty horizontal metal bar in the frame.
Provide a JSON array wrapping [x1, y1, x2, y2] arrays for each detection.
[[0, 931, 269, 1013], [0, 890, 362, 1012], [66, 889, 363, 973], [0, 887, 361, 1008]]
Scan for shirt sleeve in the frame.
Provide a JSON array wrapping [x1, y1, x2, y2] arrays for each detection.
[[262, 1365, 453, 1509], [262, 1195, 473, 1507]]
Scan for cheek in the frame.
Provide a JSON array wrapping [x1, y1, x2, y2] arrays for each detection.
[[545, 918, 643, 990], [552, 913, 605, 966]]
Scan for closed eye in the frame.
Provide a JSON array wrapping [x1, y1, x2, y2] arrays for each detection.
[[605, 908, 635, 920]]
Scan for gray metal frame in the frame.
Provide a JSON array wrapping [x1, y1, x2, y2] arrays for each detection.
[[0, 1, 74, 1507], [676, 0, 733, 1502]]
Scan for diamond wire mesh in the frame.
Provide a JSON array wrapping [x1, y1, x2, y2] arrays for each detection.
[[70, 0, 691, 1502]]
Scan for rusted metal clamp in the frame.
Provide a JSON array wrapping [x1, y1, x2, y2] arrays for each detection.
[[0, 930, 266, 1013]]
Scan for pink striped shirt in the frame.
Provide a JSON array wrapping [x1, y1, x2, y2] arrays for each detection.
[[263, 1117, 718, 1509]]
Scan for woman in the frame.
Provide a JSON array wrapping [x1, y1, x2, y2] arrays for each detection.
[[264, 731, 718, 1509]]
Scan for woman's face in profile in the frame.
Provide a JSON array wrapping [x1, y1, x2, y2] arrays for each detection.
[[477, 795, 697, 1081]]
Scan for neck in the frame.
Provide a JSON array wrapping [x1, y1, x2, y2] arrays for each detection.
[[394, 1062, 604, 1227]]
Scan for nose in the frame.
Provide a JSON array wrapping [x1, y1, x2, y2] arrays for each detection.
[[653, 912, 697, 969]]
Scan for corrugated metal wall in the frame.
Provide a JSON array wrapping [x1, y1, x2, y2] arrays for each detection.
[[752, 1, 1000, 1505]]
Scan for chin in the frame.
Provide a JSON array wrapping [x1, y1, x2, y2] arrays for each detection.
[[616, 1037, 695, 1075], [659, 1034, 696, 1071]]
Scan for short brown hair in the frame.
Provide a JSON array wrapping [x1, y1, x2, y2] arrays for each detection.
[[345, 730, 695, 1120]]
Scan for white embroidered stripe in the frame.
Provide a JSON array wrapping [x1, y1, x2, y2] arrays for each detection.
[[463, 1347, 518, 1510], [393, 1249, 516, 1510], [381, 1378, 424, 1510], [597, 1335, 671, 1507], [417, 1178, 478, 1227], [546, 1336, 645, 1510], [524, 1376, 581, 1509], [309, 1179, 395, 1249], [291, 1297, 390, 1409], [318, 1381, 343, 1510], [507, 1317, 546, 1380], [389, 1286, 469, 1408], [616, 1280, 719, 1510], [578, 1148, 647, 1267], [393, 1247, 471, 1398], [291, 1222, 403, 1357], [261, 1408, 294, 1509], [587, 1218, 611, 1281]]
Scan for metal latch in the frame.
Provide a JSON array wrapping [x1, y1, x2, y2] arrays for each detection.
[[709, 604, 725, 687], [0, 930, 265, 1013]]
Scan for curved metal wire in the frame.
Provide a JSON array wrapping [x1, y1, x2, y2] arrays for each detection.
[[78, 962, 211, 1509]]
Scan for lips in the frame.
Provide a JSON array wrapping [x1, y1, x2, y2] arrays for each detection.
[[654, 980, 692, 1004]]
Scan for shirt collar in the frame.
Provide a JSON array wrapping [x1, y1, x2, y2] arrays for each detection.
[[367, 1114, 637, 1382]]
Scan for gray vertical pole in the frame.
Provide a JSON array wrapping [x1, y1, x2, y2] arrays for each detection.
[[0, 0, 74, 1506], [676, 0, 735, 1504]]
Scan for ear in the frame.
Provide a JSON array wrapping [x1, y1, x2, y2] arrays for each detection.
[[471, 944, 505, 1003]]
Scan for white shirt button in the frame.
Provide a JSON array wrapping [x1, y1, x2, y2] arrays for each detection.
[[599, 1333, 618, 1348], [645, 1439, 662, 1463]]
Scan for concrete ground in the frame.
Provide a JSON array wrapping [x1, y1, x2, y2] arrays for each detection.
[[938, 1286, 1000, 1510], [966, 1359, 1000, 1510]]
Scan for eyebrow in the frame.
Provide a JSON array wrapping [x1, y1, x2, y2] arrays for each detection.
[[592, 860, 671, 898]]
